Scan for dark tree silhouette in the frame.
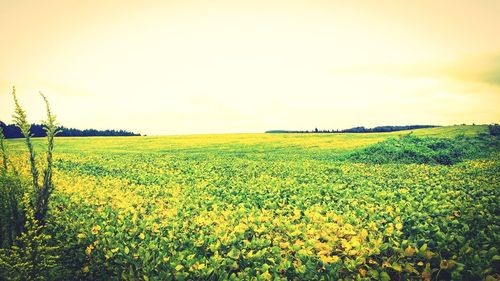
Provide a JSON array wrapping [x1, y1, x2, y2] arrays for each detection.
[[0, 121, 140, 139], [266, 125, 440, 134]]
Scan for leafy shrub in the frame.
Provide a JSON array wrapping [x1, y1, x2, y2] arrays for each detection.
[[347, 134, 499, 165], [0, 87, 61, 280], [0, 125, 25, 249], [0, 194, 59, 281], [488, 124, 500, 136], [0, 172, 25, 248]]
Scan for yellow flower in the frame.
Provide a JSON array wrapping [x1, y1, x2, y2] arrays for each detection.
[[385, 225, 394, 236], [139, 233, 145, 240], [294, 239, 304, 247], [440, 259, 454, 270], [91, 225, 101, 235], [260, 271, 272, 281], [359, 268, 367, 277], [193, 263, 206, 270], [395, 223, 403, 231], [320, 255, 340, 264], [350, 237, 361, 248], [234, 223, 248, 234], [152, 223, 160, 233], [405, 245, 415, 257], [359, 229, 368, 240], [279, 242, 290, 249], [85, 244, 94, 256]]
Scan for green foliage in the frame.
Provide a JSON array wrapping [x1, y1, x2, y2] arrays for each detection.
[[7, 89, 61, 225], [0, 172, 25, 248], [347, 134, 499, 165], [36, 92, 61, 224], [27, 132, 496, 280], [12, 86, 40, 195], [488, 124, 500, 136], [0, 88, 61, 280], [0, 127, 7, 171], [0, 193, 59, 281], [11, 87, 31, 139], [0, 123, 24, 250]]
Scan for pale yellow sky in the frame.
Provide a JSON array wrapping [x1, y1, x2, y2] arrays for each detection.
[[1, 0, 499, 135]]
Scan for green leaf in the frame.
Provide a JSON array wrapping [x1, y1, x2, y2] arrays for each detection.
[[420, 243, 428, 252], [392, 262, 402, 272], [380, 271, 391, 281], [227, 248, 241, 260]]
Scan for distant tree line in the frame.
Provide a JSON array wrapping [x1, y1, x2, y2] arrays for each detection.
[[266, 125, 440, 134], [0, 121, 140, 139]]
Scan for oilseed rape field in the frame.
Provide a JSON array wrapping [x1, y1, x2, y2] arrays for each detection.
[[3, 125, 499, 280]]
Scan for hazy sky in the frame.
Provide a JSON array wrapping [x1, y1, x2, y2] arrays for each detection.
[[1, 0, 499, 135]]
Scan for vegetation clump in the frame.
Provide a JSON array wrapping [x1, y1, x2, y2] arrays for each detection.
[[488, 123, 500, 136], [0, 87, 60, 280], [347, 133, 499, 165]]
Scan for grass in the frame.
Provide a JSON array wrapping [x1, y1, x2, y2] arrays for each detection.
[[4, 125, 487, 155]]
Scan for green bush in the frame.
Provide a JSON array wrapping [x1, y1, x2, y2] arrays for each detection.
[[347, 134, 499, 165], [0, 194, 59, 281], [488, 124, 500, 136], [0, 87, 61, 280]]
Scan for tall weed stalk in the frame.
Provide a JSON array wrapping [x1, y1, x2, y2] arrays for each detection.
[[0, 87, 61, 280]]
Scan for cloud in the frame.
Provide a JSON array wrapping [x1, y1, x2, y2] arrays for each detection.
[[450, 53, 500, 87], [329, 52, 500, 88]]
